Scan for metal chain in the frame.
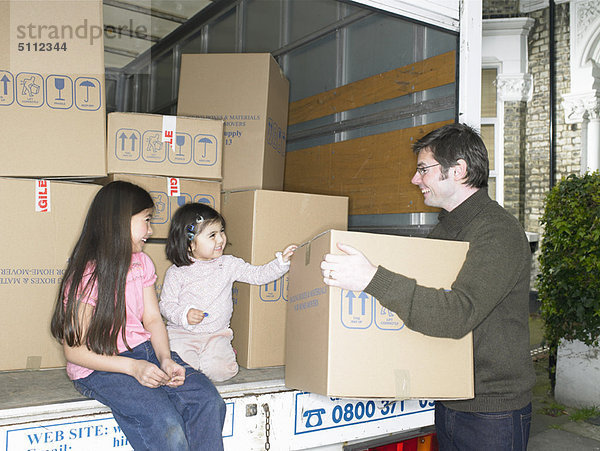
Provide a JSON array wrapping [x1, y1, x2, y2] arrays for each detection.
[[262, 403, 271, 450]]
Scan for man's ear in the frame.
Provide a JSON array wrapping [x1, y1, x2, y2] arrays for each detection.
[[453, 159, 468, 181]]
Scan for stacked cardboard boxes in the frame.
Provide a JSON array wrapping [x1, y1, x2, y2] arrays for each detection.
[[102, 112, 225, 309], [0, 0, 106, 177], [178, 53, 289, 192], [221, 190, 348, 368], [177, 54, 351, 369], [0, 0, 106, 370], [102, 173, 222, 240], [0, 179, 100, 370]]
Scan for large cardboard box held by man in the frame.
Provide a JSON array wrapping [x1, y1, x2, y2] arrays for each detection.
[[178, 54, 289, 191], [101, 174, 221, 239], [107, 113, 223, 180], [221, 190, 348, 369], [285, 229, 474, 400], [0, 179, 100, 370], [0, 1, 106, 177]]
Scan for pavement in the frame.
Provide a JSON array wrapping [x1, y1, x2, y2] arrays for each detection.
[[527, 350, 600, 450]]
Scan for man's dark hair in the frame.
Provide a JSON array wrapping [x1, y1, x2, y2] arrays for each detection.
[[413, 123, 489, 188]]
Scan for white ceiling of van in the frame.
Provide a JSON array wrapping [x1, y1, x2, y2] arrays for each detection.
[[103, 0, 212, 69], [102, 0, 461, 70]]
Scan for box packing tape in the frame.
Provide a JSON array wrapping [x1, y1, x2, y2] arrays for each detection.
[[26, 356, 42, 370], [394, 369, 411, 400]]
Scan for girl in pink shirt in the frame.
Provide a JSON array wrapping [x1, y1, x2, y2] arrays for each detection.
[[51, 181, 225, 451], [161, 203, 297, 382]]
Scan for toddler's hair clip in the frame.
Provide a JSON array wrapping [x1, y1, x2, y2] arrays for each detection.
[[186, 216, 204, 241]]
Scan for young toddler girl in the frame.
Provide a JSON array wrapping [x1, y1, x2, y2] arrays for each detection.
[[51, 181, 226, 451], [160, 202, 297, 382]]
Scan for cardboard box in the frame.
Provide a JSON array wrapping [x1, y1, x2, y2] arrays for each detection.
[[102, 174, 221, 239], [144, 242, 170, 299], [178, 53, 289, 191], [285, 230, 474, 400], [107, 112, 223, 179], [221, 190, 348, 369], [0, 1, 106, 177], [0, 179, 100, 370]]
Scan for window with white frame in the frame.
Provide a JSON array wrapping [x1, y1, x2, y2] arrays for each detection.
[[481, 66, 501, 202]]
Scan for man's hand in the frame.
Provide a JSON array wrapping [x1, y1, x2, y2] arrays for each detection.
[[320, 243, 377, 292]]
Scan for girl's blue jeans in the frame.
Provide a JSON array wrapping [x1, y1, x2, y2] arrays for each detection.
[[435, 401, 532, 451], [73, 341, 226, 451]]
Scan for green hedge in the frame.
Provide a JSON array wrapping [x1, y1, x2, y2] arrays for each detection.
[[537, 172, 600, 348]]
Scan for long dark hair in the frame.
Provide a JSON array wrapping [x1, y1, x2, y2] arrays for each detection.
[[166, 202, 225, 267], [51, 181, 154, 355]]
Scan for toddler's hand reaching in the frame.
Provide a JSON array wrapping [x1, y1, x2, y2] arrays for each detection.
[[187, 308, 207, 325], [281, 244, 298, 263]]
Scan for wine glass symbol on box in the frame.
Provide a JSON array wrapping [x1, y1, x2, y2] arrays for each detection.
[[167, 133, 192, 164], [46, 75, 73, 109]]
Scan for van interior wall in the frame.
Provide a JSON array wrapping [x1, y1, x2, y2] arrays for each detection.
[[284, 51, 456, 216], [107, 0, 459, 226]]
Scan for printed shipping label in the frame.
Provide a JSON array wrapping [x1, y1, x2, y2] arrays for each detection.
[[294, 392, 434, 435], [35, 180, 51, 212], [168, 177, 180, 197], [162, 115, 177, 150]]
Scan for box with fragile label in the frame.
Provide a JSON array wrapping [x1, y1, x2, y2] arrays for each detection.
[[102, 174, 221, 239], [0, 178, 100, 370], [107, 112, 223, 179], [0, 1, 106, 177], [285, 230, 474, 400], [178, 53, 289, 191], [221, 190, 348, 369]]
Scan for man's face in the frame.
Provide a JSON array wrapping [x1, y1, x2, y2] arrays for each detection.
[[411, 149, 458, 211]]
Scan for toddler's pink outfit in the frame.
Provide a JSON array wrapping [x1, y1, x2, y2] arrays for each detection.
[[159, 253, 289, 382]]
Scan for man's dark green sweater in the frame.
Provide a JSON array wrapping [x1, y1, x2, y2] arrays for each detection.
[[365, 188, 536, 412]]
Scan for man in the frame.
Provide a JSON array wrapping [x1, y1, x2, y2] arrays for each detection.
[[321, 123, 535, 450]]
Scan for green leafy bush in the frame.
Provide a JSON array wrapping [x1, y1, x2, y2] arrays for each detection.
[[537, 172, 600, 347]]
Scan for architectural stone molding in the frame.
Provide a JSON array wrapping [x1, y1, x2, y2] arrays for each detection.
[[574, 0, 600, 43], [562, 91, 600, 123], [572, 0, 600, 69], [483, 17, 535, 37], [520, 0, 569, 14], [497, 73, 533, 102]]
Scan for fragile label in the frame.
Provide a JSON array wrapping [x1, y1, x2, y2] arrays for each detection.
[[35, 180, 51, 212], [168, 177, 180, 197], [162, 115, 177, 150]]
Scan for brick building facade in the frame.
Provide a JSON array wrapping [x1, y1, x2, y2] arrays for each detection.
[[482, 0, 599, 284]]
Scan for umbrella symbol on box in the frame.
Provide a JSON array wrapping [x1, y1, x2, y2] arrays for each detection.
[[197, 137, 213, 158], [175, 135, 186, 155], [80, 80, 95, 102]]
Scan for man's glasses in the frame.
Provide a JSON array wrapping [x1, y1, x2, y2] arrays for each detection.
[[416, 163, 441, 176]]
